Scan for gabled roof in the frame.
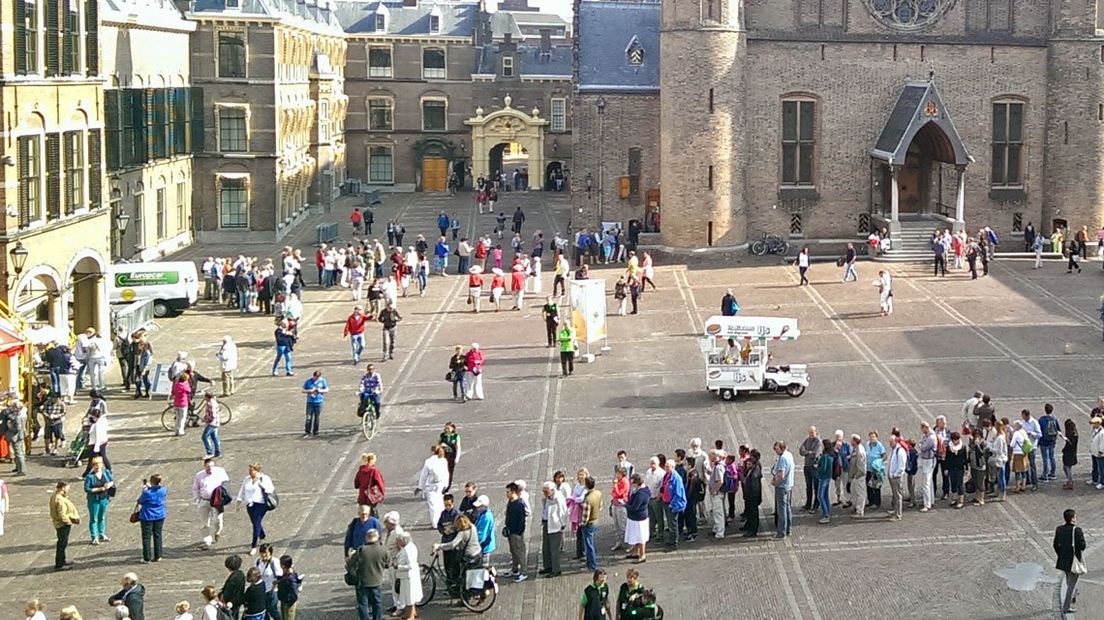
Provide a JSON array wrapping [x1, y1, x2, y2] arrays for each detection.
[[190, 0, 346, 35], [576, 0, 659, 92], [102, 0, 196, 32], [475, 42, 571, 77], [872, 79, 971, 166], [334, 0, 478, 36]]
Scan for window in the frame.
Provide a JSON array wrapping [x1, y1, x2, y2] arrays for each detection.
[[176, 182, 186, 232], [150, 89, 169, 159], [368, 146, 394, 183], [319, 100, 331, 142], [368, 98, 393, 131], [429, 14, 440, 33], [15, 0, 39, 75], [422, 99, 446, 131], [225, 0, 239, 7], [134, 193, 145, 247], [62, 0, 79, 75], [368, 47, 392, 78], [781, 99, 815, 186], [374, 14, 385, 32], [217, 33, 246, 78], [17, 136, 41, 227], [502, 56, 514, 77], [121, 89, 148, 167], [550, 97, 566, 132], [992, 101, 1024, 187], [63, 130, 84, 214], [45, 133, 61, 220], [219, 177, 248, 228], [218, 107, 248, 152], [627, 147, 642, 195], [156, 187, 166, 239], [422, 48, 446, 79]]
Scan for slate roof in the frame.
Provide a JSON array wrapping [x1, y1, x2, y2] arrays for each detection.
[[333, 0, 479, 36], [102, 0, 196, 31], [475, 43, 572, 77], [190, 0, 346, 35], [576, 0, 659, 91], [871, 79, 971, 166]]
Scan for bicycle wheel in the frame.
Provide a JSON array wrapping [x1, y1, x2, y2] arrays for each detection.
[[416, 564, 436, 607], [774, 240, 790, 256], [750, 240, 767, 256], [219, 403, 232, 425], [362, 411, 377, 440], [461, 579, 497, 613], [160, 406, 175, 431]]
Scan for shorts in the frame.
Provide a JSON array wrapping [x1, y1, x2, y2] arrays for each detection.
[[47, 422, 65, 442]]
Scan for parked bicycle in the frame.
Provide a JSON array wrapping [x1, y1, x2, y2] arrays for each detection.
[[750, 232, 790, 256], [161, 398, 232, 431], [417, 549, 498, 613]]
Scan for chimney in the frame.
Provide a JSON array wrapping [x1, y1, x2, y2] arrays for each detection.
[[499, 32, 517, 53], [402, 0, 417, 7], [539, 28, 551, 54]]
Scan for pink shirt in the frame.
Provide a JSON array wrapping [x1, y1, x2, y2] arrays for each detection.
[[171, 380, 193, 408]]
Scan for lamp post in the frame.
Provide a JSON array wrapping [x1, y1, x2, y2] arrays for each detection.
[[113, 209, 131, 262], [8, 241, 29, 279], [596, 97, 606, 226]]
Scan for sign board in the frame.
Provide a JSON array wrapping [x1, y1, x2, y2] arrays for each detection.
[[150, 363, 173, 396], [569, 278, 607, 344], [702, 315, 800, 341], [114, 271, 181, 287]]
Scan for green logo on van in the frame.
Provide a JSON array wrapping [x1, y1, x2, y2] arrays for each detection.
[[114, 271, 180, 287]]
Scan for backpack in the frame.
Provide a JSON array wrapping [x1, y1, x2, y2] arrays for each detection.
[[688, 470, 706, 502], [215, 605, 235, 620], [344, 551, 360, 586], [1043, 417, 1059, 441], [723, 463, 740, 493], [728, 299, 740, 315], [1021, 435, 1033, 454], [831, 453, 842, 479]]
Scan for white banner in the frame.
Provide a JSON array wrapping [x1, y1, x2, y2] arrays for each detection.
[[569, 278, 607, 344]]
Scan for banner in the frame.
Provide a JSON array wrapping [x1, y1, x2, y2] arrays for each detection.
[[569, 278, 607, 344], [150, 363, 173, 395]]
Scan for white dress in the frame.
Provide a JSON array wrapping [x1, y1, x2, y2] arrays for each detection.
[[396, 543, 423, 607]]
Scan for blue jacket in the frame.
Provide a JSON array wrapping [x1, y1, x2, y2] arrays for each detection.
[[663, 471, 687, 513], [1039, 415, 1059, 447], [434, 241, 449, 258], [837, 442, 852, 471], [505, 498, 526, 536], [344, 516, 381, 554], [474, 507, 496, 554], [84, 468, 114, 498], [437, 214, 450, 229], [626, 487, 650, 521], [137, 485, 167, 521]]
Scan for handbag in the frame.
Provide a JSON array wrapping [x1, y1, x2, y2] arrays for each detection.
[[264, 489, 279, 511], [129, 506, 140, 523], [445, 371, 455, 383], [1071, 527, 1087, 574], [366, 484, 385, 506]]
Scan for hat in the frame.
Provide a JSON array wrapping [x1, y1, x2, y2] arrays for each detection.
[[1093, 418, 1103, 425], [492, 268, 504, 275], [473, 494, 490, 508], [512, 264, 525, 271], [382, 511, 401, 524], [468, 265, 483, 274]]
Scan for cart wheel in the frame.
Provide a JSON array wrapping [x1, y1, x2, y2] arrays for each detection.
[[720, 388, 735, 401], [786, 384, 806, 398]]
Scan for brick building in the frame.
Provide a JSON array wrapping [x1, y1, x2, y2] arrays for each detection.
[[574, 0, 1104, 250]]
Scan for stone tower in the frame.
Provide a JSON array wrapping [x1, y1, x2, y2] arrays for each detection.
[[1043, 0, 1104, 233], [659, 0, 746, 247]]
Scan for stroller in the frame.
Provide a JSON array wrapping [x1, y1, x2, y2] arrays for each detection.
[[66, 428, 88, 468]]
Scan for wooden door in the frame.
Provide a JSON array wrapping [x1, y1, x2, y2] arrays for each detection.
[[422, 158, 447, 192]]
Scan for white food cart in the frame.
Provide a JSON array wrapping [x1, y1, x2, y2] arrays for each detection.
[[700, 315, 810, 400]]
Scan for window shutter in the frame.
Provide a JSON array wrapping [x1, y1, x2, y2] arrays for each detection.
[[88, 129, 103, 209], [45, 0, 59, 76], [618, 176, 630, 199], [46, 133, 61, 220], [61, 0, 72, 75], [85, 0, 98, 75], [134, 89, 148, 164], [105, 89, 120, 171], [15, 0, 27, 75], [190, 87, 205, 153], [17, 139, 31, 226]]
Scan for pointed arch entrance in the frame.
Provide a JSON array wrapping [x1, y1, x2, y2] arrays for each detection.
[[464, 94, 548, 188]]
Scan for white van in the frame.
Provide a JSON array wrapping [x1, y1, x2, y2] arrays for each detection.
[[108, 262, 199, 317]]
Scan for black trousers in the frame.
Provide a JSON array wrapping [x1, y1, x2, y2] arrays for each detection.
[[933, 460, 950, 497], [546, 319, 557, 346], [560, 351, 574, 375], [542, 523, 562, 574], [803, 466, 818, 509], [743, 503, 760, 534], [55, 524, 71, 568], [934, 255, 946, 276], [553, 275, 565, 296], [141, 519, 164, 561], [117, 357, 132, 389]]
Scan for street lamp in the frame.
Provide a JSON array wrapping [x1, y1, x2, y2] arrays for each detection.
[[112, 208, 130, 262], [114, 210, 131, 233], [8, 241, 29, 278], [585, 172, 593, 197]]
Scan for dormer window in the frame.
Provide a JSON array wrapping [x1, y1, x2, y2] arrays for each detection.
[[626, 35, 644, 66], [502, 56, 514, 77], [225, 0, 240, 8], [374, 14, 386, 31], [429, 15, 440, 33]]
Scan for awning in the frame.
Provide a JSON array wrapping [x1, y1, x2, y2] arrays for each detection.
[[0, 318, 27, 357], [871, 80, 970, 166]]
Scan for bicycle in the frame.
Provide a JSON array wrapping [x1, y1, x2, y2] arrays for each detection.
[[417, 549, 498, 613], [161, 398, 232, 431], [357, 393, 380, 440], [750, 232, 790, 257]]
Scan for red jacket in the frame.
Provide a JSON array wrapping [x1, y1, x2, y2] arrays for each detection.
[[510, 270, 525, 291], [315, 249, 325, 268], [344, 313, 369, 336], [465, 349, 485, 373], [468, 273, 483, 288], [491, 275, 506, 290], [475, 243, 487, 259], [353, 464, 386, 505]]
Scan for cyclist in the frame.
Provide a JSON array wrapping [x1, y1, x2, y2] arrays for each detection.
[[358, 364, 383, 419], [432, 513, 482, 596]]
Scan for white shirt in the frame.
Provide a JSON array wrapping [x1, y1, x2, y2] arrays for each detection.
[[255, 555, 283, 592], [192, 466, 230, 501], [237, 473, 275, 506], [1010, 429, 1028, 455], [798, 253, 810, 268], [418, 455, 449, 494], [888, 443, 908, 478], [1022, 417, 1042, 441], [643, 466, 663, 496], [217, 342, 239, 371], [89, 415, 109, 451]]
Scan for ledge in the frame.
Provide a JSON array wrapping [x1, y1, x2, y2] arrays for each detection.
[[988, 188, 1027, 202]]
